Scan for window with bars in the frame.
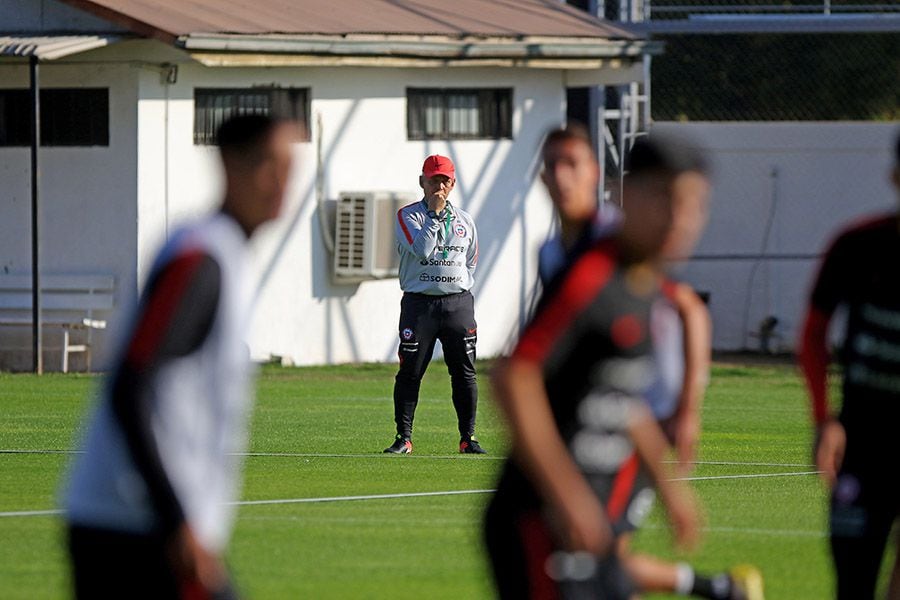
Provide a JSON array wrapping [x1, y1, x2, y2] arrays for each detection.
[[193, 87, 310, 145], [0, 88, 109, 146], [407, 88, 513, 140]]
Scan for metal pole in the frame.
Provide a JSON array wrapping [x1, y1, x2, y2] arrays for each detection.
[[591, 86, 606, 202], [30, 55, 42, 375]]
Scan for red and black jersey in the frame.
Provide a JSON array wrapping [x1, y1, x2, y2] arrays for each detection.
[[808, 214, 900, 459], [493, 239, 658, 527]]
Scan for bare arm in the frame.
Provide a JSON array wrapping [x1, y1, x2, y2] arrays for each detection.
[[799, 306, 844, 487], [628, 403, 701, 551], [492, 358, 613, 555], [670, 283, 711, 474]]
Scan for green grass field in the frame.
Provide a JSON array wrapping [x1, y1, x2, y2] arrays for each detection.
[[0, 359, 887, 598]]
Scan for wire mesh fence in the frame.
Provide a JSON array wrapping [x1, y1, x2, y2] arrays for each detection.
[[651, 32, 900, 121]]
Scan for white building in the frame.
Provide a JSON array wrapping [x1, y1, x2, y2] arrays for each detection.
[[0, 0, 655, 370]]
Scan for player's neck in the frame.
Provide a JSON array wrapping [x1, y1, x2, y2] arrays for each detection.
[[624, 262, 660, 297], [220, 203, 254, 238], [560, 219, 584, 249]]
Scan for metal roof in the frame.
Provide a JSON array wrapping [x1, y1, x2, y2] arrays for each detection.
[[0, 35, 119, 60], [181, 33, 656, 65], [63, 0, 640, 40]]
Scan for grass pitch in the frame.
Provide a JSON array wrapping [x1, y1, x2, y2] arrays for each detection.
[[0, 359, 879, 598]]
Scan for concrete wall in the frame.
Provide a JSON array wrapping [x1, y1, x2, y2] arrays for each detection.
[[133, 60, 567, 365], [653, 122, 899, 352], [3, 45, 895, 369], [0, 60, 139, 370], [2, 28, 659, 370]]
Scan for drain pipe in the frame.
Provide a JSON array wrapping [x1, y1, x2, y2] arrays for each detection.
[[315, 111, 335, 254]]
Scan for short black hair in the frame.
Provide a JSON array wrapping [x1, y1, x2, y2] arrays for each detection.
[[216, 114, 286, 165], [542, 122, 594, 157], [625, 133, 709, 178]]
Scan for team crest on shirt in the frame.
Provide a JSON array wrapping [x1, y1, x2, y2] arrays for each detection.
[[402, 328, 414, 340], [611, 314, 644, 348], [453, 223, 467, 238]]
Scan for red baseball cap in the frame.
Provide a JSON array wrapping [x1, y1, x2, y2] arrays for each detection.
[[422, 155, 455, 179]]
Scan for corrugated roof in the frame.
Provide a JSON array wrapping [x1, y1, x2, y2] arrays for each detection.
[[64, 0, 638, 40], [0, 35, 119, 60]]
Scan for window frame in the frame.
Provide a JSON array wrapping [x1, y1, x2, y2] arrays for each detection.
[[0, 87, 109, 147], [406, 87, 513, 141], [193, 86, 311, 145]]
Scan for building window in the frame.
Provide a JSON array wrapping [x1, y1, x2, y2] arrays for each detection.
[[407, 88, 512, 140], [193, 87, 310, 145], [0, 88, 109, 147]]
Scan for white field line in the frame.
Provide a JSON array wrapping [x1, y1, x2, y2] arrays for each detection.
[[0, 449, 501, 460], [0, 509, 63, 517], [0, 489, 494, 518], [238, 452, 504, 460], [665, 460, 815, 468], [673, 471, 820, 482], [0, 470, 821, 519], [236, 488, 495, 506], [642, 523, 825, 538], [0, 449, 814, 468], [0, 449, 84, 454]]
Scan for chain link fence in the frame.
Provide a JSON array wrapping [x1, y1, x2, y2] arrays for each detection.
[[651, 32, 900, 121]]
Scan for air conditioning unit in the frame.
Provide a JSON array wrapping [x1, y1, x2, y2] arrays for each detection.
[[333, 191, 417, 284]]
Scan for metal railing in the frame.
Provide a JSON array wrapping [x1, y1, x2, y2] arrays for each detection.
[[648, 1, 899, 19]]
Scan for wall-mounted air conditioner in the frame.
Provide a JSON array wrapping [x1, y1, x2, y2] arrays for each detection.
[[333, 191, 417, 284]]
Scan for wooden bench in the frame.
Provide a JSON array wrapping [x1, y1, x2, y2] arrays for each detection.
[[0, 274, 115, 372]]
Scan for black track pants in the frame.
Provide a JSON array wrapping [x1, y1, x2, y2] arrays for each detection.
[[393, 291, 478, 439]]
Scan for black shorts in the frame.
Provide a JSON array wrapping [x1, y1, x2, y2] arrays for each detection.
[[68, 524, 238, 600], [585, 455, 656, 537], [829, 467, 900, 600], [484, 499, 636, 600]]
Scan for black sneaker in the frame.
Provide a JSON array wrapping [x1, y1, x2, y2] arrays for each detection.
[[383, 435, 412, 454], [459, 438, 487, 454]]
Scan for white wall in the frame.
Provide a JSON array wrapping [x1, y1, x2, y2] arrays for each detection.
[[0, 60, 139, 370], [134, 62, 567, 365], [4, 46, 894, 368], [653, 122, 899, 352]]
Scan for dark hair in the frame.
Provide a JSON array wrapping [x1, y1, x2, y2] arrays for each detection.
[[216, 114, 286, 165], [625, 133, 709, 178], [542, 122, 594, 157]]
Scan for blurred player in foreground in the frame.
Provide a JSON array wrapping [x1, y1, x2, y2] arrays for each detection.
[[486, 133, 694, 599], [799, 132, 900, 600], [616, 135, 761, 600], [485, 132, 762, 599], [63, 115, 299, 599], [537, 125, 710, 476]]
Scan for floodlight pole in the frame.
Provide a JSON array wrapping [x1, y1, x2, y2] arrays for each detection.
[[30, 55, 42, 375]]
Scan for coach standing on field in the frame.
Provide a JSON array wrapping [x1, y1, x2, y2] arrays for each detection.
[[384, 155, 486, 455]]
